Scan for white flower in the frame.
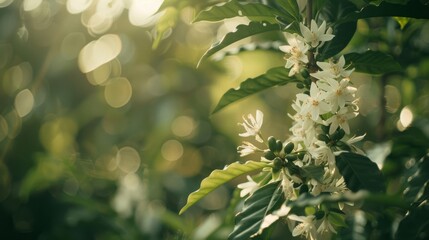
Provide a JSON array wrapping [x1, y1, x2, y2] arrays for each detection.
[[238, 110, 264, 142], [308, 140, 335, 167], [311, 56, 354, 81], [288, 214, 318, 240], [237, 141, 262, 157], [317, 216, 337, 234], [296, 82, 331, 121], [325, 107, 358, 135], [318, 78, 357, 112], [258, 204, 292, 235], [300, 20, 334, 48], [237, 175, 259, 197], [280, 33, 309, 76]]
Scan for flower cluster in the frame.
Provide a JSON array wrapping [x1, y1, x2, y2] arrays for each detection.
[[236, 20, 364, 239]]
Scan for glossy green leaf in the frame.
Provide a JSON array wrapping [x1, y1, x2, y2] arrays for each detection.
[[344, 50, 402, 75], [212, 67, 297, 113], [404, 155, 429, 205], [198, 21, 281, 66], [336, 152, 385, 193], [179, 161, 270, 215], [395, 204, 429, 240], [317, 0, 358, 60], [194, 0, 280, 23], [228, 181, 284, 240]]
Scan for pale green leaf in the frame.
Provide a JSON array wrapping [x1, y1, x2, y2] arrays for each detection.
[[179, 161, 270, 215]]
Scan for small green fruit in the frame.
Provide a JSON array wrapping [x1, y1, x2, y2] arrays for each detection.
[[284, 142, 294, 154], [264, 151, 276, 160]]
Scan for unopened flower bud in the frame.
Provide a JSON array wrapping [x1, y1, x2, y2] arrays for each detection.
[[286, 154, 298, 161], [276, 140, 283, 152], [296, 83, 305, 89], [299, 184, 309, 194], [264, 151, 276, 160], [315, 211, 326, 219], [284, 142, 294, 154], [268, 136, 277, 152], [273, 157, 284, 172], [317, 134, 330, 143], [301, 68, 310, 78], [297, 152, 306, 160], [331, 128, 345, 141]]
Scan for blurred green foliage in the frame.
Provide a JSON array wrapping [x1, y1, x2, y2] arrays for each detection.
[[0, 0, 428, 239]]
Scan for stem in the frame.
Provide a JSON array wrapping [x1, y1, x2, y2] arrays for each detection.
[[306, 0, 318, 80]]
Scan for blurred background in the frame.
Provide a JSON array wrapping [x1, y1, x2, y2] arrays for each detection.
[[0, 0, 428, 239]]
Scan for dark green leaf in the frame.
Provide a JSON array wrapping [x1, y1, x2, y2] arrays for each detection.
[[212, 41, 283, 62], [194, 0, 280, 23], [344, 50, 402, 75], [346, 0, 429, 21], [228, 181, 284, 240], [395, 204, 429, 240], [335, 152, 385, 193], [301, 165, 325, 182], [198, 21, 281, 66], [317, 0, 358, 60], [338, 210, 368, 240], [212, 67, 297, 113], [404, 155, 429, 205], [179, 161, 270, 214]]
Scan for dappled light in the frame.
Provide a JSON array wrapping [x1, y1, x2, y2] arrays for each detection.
[[0, 0, 428, 239]]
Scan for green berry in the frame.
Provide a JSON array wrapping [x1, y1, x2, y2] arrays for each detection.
[[301, 69, 310, 78], [275, 140, 283, 152], [297, 152, 306, 160], [297, 83, 305, 89], [273, 157, 284, 172], [299, 184, 309, 194]]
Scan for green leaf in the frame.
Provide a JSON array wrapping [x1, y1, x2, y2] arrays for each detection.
[[317, 0, 358, 60], [198, 21, 280, 66], [212, 67, 297, 113], [395, 204, 429, 240], [329, 211, 347, 227], [344, 50, 402, 75], [179, 161, 270, 215], [264, 0, 302, 23], [338, 210, 368, 240], [228, 181, 284, 240], [404, 155, 429, 205], [212, 41, 283, 62], [346, 0, 429, 21], [194, 0, 280, 23], [335, 152, 385, 193], [301, 165, 325, 182]]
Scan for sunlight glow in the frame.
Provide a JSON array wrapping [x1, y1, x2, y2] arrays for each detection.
[[78, 34, 122, 73], [129, 0, 164, 26], [104, 77, 132, 108], [14, 89, 34, 117], [399, 106, 413, 128], [161, 140, 183, 162], [0, 0, 13, 8], [23, 0, 42, 11], [66, 0, 93, 14], [117, 147, 141, 174]]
